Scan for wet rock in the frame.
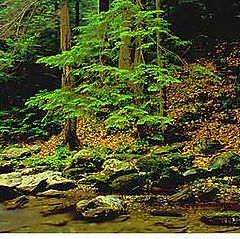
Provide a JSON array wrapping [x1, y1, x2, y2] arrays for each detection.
[[0, 185, 22, 201], [80, 173, 111, 193], [169, 184, 219, 204], [194, 137, 223, 155], [42, 219, 68, 227], [111, 173, 144, 194], [169, 187, 195, 204], [40, 203, 74, 217], [0, 146, 32, 160], [5, 195, 29, 210], [76, 195, 126, 222], [18, 168, 36, 176], [81, 158, 136, 192], [101, 158, 136, 180], [0, 161, 15, 174], [37, 189, 65, 198], [17, 173, 48, 193], [46, 173, 76, 191], [0, 170, 76, 195], [63, 168, 86, 179], [151, 210, 182, 217], [150, 145, 179, 157], [69, 148, 104, 172], [0, 172, 22, 187], [73, 149, 95, 165], [200, 213, 240, 226]]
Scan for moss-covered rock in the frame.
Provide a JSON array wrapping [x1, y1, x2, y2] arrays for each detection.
[[111, 173, 145, 194], [0, 145, 41, 161], [169, 183, 219, 204], [101, 158, 136, 180], [67, 148, 105, 173]]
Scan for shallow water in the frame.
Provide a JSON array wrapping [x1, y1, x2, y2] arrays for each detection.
[[1, 197, 240, 233]]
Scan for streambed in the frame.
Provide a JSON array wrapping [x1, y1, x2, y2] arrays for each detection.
[[1, 195, 240, 233]]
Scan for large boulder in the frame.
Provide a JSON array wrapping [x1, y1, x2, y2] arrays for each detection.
[[16, 172, 49, 193], [0, 170, 76, 200], [0, 161, 15, 174], [46, 172, 76, 191], [0, 185, 22, 202], [17, 171, 76, 192], [0, 172, 22, 188], [80, 173, 111, 193], [101, 158, 136, 180], [169, 184, 219, 204], [68, 148, 104, 173], [0, 145, 40, 161], [76, 195, 126, 222], [111, 173, 145, 194], [73, 149, 95, 165], [81, 158, 136, 192]]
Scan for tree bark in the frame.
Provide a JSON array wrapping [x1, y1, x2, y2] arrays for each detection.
[[155, 0, 167, 118], [133, 0, 145, 67], [60, 0, 80, 149], [118, 9, 132, 70], [75, 0, 80, 27]]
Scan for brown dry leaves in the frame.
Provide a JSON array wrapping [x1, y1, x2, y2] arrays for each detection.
[[35, 118, 135, 158], [167, 42, 240, 168]]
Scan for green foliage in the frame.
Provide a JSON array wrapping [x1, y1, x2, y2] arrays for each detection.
[[23, 144, 73, 171], [0, 0, 196, 147], [29, 0, 189, 142], [0, 0, 60, 83], [0, 105, 62, 142], [136, 150, 192, 184], [190, 65, 221, 80]]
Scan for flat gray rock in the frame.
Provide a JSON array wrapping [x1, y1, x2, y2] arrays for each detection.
[[76, 195, 126, 222]]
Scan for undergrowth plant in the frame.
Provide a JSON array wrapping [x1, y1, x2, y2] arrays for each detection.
[[0, 106, 63, 142], [28, 0, 190, 143]]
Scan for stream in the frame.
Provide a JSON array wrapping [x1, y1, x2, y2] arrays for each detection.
[[1, 196, 240, 233]]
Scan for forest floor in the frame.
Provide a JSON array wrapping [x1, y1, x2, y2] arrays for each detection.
[[0, 41, 239, 232], [31, 41, 240, 169]]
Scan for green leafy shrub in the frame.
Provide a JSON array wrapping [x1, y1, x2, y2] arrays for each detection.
[[27, 0, 189, 143], [23, 144, 73, 171], [0, 105, 62, 142]]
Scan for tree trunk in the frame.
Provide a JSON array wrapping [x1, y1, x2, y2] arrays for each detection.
[[60, 0, 80, 149], [99, 0, 109, 13], [75, 0, 80, 27], [133, 0, 145, 67], [155, 0, 163, 68], [155, 0, 167, 118]]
